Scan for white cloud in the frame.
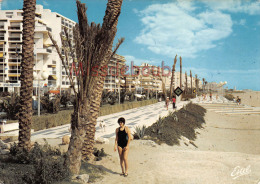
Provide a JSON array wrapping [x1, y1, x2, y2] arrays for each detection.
[[43, 0, 49, 7], [234, 19, 246, 26], [202, 0, 260, 15], [124, 55, 160, 66], [134, 2, 232, 58]]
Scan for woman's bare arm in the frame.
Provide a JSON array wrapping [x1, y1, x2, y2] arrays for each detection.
[[114, 128, 118, 151], [125, 126, 131, 149]]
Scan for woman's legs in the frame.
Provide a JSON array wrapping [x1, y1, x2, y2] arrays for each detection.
[[117, 146, 125, 173], [123, 148, 129, 174]]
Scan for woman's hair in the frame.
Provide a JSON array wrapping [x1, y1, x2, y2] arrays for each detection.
[[118, 117, 125, 124]]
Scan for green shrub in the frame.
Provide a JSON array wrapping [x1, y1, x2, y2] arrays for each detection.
[[93, 148, 107, 161], [224, 93, 235, 101], [133, 125, 146, 139], [1, 93, 20, 120], [7, 142, 70, 184]]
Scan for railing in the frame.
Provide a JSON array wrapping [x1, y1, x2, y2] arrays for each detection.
[[8, 26, 21, 30], [8, 70, 21, 74], [8, 37, 21, 41], [8, 47, 22, 52]]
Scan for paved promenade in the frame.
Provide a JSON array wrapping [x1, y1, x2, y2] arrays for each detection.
[[31, 100, 190, 141], [2, 95, 259, 142]]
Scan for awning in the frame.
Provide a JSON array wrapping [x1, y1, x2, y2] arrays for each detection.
[[49, 75, 57, 80], [49, 90, 60, 94], [38, 20, 46, 25], [8, 74, 21, 77]]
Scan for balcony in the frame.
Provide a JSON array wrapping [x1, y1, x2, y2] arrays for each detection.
[[0, 25, 5, 30], [36, 48, 51, 54], [8, 47, 22, 52], [8, 36, 21, 42], [0, 36, 4, 41], [8, 26, 21, 31], [35, 26, 48, 33]]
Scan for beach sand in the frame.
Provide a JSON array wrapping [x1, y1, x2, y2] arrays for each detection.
[[93, 94, 260, 184], [231, 91, 260, 107]]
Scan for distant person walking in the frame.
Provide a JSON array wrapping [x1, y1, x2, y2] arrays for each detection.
[[236, 96, 241, 105], [210, 92, 212, 101], [165, 97, 170, 110], [114, 117, 131, 177], [172, 96, 176, 109]]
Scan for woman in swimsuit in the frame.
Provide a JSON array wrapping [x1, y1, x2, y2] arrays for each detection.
[[114, 117, 131, 177]]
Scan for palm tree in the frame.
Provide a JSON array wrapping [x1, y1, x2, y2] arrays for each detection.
[[169, 54, 177, 98], [202, 78, 205, 93], [180, 56, 182, 89], [190, 70, 192, 94], [18, 0, 36, 150], [49, 0, 123, 174], [185, 71, 187, 94], [195, 74, 198, 95]]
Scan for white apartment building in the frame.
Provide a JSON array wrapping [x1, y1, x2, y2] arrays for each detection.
[[0, 5, 76, 93], [0, 5, 129, 94], [104, 54, 126, 91]]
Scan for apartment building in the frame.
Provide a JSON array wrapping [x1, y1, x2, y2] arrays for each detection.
[[103, 54, 126, 91], [0, 5, 76, 93], [0, 5, 130, 94]]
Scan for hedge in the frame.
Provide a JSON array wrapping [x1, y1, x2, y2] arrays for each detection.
[[31, 99, 158, 131]]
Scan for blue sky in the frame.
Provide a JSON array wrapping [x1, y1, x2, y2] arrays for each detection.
[[2, 0, 260, 90]]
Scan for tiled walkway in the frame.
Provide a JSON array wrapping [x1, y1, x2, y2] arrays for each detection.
[[30, 100, 190, 141]]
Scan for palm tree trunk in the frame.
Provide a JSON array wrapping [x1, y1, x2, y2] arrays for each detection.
[[185, 71, 187, 94], [190, 70, 192, 94], [195, 74, 198, 95], [81, 0, 123, 161], [180, 56, 182, 89], [18, 0, 36, 150], [50, 0, 123, 174], [169, 55, 177, 98]]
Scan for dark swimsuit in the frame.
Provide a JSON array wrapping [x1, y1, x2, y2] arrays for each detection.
[[117, 127, 128, 148]]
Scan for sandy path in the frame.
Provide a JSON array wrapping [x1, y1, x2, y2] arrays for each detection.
[[94, 104, 260, 184]]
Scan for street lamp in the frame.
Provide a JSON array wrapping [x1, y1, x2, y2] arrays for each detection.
[[115, 79, 125, 104], [149, 82, 152, 99], [34, 70, 48, 116], [145, 82, 148, 99], [137, 81, 140, 94], [153, 82, 157, 99]]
